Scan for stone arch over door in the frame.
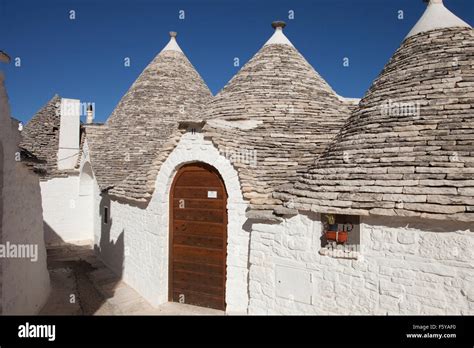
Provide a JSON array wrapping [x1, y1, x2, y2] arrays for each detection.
[[151, 132, 249, 313], [79, 161, 94, 196]]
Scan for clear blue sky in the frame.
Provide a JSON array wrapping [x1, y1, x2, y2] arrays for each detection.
[[1, 0, 473, 123]]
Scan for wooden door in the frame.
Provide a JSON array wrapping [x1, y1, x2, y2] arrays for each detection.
[[169, 163, 227, 310]]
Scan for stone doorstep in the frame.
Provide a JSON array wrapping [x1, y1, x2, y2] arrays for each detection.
[[47, 248, 93, 261], [88, 267, 119, 285], [45, 240, 94, 249], [48, 254, 88, 263]]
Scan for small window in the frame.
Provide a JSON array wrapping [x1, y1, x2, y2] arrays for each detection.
[[320, 213, 360, 259], [103, 206, 109, 224]]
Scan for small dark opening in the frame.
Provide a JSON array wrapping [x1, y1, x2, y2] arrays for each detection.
[[103, 206, 109, 224]]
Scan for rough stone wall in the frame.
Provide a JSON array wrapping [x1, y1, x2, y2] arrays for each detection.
[[0, 71, 50, 314], [96, 130, 249, 313], [249, 214, 473, 315]]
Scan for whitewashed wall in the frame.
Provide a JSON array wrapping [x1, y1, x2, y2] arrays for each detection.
[[1, 71, 50, 314], [95, 131, 249, 313], [249, 213, 474, 315], [41, 174, 94, 244]]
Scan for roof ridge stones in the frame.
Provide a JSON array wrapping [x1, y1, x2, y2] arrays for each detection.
[[278, 25, 474, 222]]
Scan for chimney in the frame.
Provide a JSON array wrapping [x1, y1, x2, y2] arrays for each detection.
[[86, 103, 94, 124], [57, 98, 80, 170]]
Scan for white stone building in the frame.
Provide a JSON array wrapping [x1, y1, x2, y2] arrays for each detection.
[[0, 51, 50, 314], [21, 0, 473, 314]]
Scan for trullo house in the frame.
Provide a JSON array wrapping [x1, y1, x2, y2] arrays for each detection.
[[19, 0, 473, 314]]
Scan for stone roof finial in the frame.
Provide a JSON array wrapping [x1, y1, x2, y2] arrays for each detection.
[[265, 20, 293, 47], [161, 31, 183, 53], [271, 21, 286, 30]]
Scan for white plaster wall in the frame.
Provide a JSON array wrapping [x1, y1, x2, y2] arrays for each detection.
[[249, 213, 474, 315], [2, 162, 51, 314], [57, 98, 80, 170], [92, 179, 102, 249], [41, 175, 94, 244], [79, 141, 101, 247], [1, 71, 50, 314], [42, 142, 98, 245], [96, 131, 249, 313]]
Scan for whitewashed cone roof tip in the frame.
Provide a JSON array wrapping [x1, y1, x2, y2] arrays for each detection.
[[264, 20, 294, 47], [161, 31, 183, 53], [406, 0, 471, 39]]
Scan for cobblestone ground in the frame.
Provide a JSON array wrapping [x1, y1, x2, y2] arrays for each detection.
[[40, 242, 224, 315]]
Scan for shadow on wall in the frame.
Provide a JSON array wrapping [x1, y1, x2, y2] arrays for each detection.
[[96, 193, 125, 278], [41, 217, 124, 315], [44, 220, 64, 246], [366, 214, 473, 233]]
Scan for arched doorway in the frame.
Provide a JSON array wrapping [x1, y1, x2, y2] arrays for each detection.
[[79, 162, 94, 196], [169, 163, 228, 310]]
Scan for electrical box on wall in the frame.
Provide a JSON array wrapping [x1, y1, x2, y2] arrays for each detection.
[[275, 265, 311, 304]]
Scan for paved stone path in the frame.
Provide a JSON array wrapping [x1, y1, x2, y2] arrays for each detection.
[[40, 242, 224, 315]]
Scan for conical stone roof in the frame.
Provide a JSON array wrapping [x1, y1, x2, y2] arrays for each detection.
[[20, 95, 61, 172], [202, 21, 352, 219], [87, 32, 212, 197], [20, 95, 84, 178], [279, 1, 474, 222]]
